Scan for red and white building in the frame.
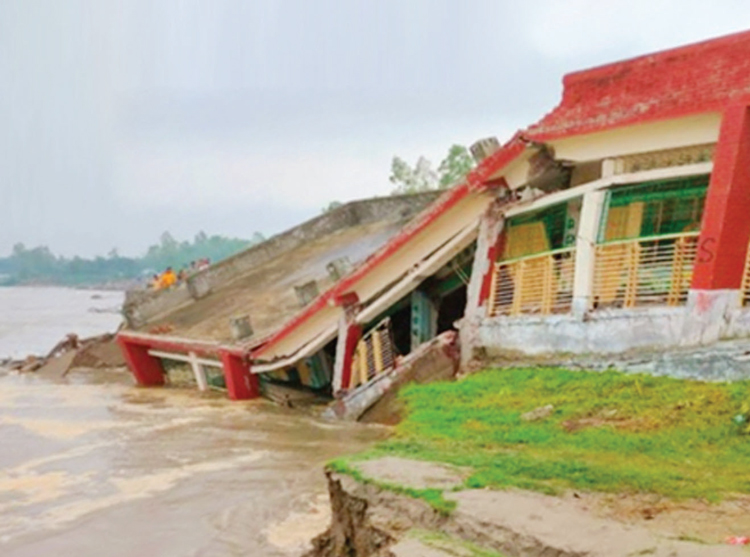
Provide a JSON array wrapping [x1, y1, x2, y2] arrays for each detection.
[[118, 30, 750, 410]]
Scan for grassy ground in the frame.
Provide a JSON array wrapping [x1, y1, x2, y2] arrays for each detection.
[[408, 529, 508, 556], [340, 368, 750, 503]]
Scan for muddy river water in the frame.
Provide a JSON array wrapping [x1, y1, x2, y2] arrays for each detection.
[[0, 369, 387, 556]]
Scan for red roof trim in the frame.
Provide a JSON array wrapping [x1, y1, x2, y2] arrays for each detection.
[[251, 137, 528, 358], [250, 30, 750, 360], [526, 30, 750, 141]]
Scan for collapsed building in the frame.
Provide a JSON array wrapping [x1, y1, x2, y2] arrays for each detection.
[[118, 30, 750, 417]]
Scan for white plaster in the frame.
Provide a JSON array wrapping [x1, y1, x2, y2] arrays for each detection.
[[478, 307, 687, 356], [727, 306, 750, 339], [601, 158, 616, 178], [503, 162, 712, 219], [681, 289, 743, 346], [331, 313, 351, 394], [459, 202, 506, 368], [572, 190, 606, 317], [188, 351, 209, 391], [147, 350, 222, 368], [549, 112, 721, 162]]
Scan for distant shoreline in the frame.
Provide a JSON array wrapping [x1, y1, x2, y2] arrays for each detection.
[[0, 281, 133, 292]]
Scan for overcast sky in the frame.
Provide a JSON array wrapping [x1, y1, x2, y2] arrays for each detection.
[[1, 1, 749, 257]]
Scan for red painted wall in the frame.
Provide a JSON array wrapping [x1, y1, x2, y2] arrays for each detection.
[[220, 351, 260, 400], [117, 337, 165, 386], [692, 104, 750, 290]]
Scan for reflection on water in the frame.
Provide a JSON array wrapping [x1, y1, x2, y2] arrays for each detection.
[[0, 370, 387, 556]]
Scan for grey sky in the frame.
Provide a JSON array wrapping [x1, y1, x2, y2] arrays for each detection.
[[1, 0, 749, 257]]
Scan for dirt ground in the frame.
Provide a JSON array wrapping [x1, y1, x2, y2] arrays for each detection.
[[343, 457, 750, 556], [590, 491, 750, 545]]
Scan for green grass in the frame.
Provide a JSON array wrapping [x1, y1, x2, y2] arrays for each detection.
[[343, 368, 750, 502], [409, 529, 508, 556], [328, 458, 456, 515]]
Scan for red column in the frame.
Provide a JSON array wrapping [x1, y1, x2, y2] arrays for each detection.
[[117, 336, 165, 386], [338, 322, 362, 393], [478, 229, 506, 307], [692, 104, 750, 290], [220, 350, 260, 400]]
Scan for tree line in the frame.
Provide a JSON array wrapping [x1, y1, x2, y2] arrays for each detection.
[[3, 144, 476, 286], [0, 231, 265, 287]]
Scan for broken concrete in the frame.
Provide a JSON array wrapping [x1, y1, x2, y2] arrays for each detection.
[[324, 332, 459, 424], [2, 333, 126, 378], [123, 192, 441, 331]]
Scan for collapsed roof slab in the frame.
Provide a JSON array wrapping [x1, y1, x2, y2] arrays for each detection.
[[123, 192, 441, 344]]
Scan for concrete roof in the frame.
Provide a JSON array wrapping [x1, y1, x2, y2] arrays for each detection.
[[138, 214, 424, 344]]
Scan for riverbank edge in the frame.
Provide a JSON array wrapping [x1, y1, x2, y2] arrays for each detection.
[[305, 469, 746, 557]]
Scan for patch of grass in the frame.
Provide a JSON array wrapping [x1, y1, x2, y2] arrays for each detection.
[[327, 458, 456, 515], [410, 529, 508, 556], [344, 368, 750, 501]]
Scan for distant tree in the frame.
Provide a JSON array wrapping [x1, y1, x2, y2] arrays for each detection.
[[438, 145, 475, 189], [321, 200, 343, 214], [389, 144, 475, 194], [389, 156, 438, 194], [1, 229, 266, 286]]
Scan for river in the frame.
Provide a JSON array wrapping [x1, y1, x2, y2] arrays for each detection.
[[0, 286, 124, 360], [0, 287, 386, 556]]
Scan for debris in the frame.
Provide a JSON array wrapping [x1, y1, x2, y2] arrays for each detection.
[[36, 350, 78, 379], [20, 355, 42, 373], [726, 536, 749, 545], [44, 333, 79, 360], [4, 333, 124, 378], [148, 324, 174, 335], [521, 404, 554, 422]]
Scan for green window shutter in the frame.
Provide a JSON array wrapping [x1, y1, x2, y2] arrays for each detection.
[[602, 174, 708, 241]]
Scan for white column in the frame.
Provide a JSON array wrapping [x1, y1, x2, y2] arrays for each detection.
[[188, 351, 209, 391], [572, 190, 606, 317]]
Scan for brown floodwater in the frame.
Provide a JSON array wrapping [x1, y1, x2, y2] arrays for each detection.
[[0, 369, 388, 556]]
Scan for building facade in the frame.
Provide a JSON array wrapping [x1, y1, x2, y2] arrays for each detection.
[[118, 31, 750, 406]]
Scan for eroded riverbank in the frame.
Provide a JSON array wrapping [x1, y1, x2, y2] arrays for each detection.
[[0, 368, 388, 556]]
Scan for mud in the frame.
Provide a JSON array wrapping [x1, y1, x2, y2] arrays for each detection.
[[310, 467, 749, 557], [0, 369, 388, 556], [304, 472, 395, 557]]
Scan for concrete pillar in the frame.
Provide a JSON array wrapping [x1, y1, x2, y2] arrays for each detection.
[[684, 104, 750, 344], [220, 350, 260, 400], [332, 315, 362, 395], [188, 351, 208, 391], [469, 200, 506, 314], [459, 200, 505, 369], [572, 190, 607, 317], [117, 336, 165, 386]]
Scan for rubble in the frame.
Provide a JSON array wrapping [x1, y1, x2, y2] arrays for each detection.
[[1, 333, 126, 378]]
